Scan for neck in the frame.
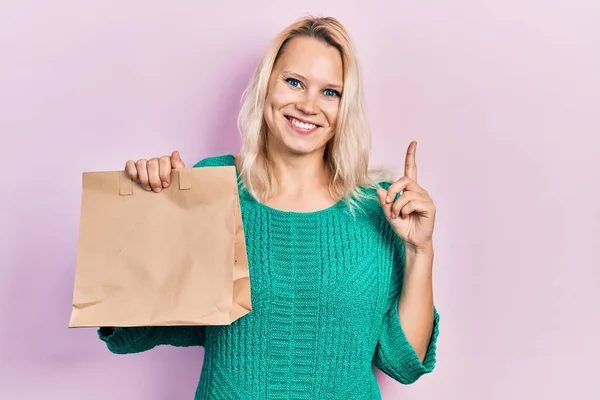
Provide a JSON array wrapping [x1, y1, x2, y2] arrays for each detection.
[[268, 150, 330, 198]]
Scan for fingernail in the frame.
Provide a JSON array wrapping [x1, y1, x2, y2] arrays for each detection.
[[153, 187, 161, 193], [162, 181, 168, 188], [386, 195, 391, 203]]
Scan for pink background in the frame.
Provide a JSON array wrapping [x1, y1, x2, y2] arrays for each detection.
[[1, 1, 599, 399]]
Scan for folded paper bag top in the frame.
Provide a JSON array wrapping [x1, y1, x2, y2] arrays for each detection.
[[68, 166, 251, 328]]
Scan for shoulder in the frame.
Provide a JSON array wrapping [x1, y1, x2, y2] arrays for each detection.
[[353, 179, 393, 208], [192, 154, 235, 168], [375, 180, 393, 191], [351, 180, 400, 240]]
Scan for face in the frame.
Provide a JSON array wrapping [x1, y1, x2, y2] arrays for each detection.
[[263, 36, 343, 157]]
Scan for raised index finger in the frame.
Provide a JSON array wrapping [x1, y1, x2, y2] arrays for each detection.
[[404, 140, 418, 181]]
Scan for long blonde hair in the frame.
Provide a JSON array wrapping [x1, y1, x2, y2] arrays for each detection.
[[237, 16, 389, 207]]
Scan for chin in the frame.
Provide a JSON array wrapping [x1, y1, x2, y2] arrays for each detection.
[[281, 135, 330, 156], [287, 146, 319, 156]]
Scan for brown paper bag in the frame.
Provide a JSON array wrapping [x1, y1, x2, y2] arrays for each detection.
[[68, 166, 251, 328]]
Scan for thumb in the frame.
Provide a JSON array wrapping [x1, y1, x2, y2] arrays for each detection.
[[170, 150, 186, 169], [377, 187, 391, 218]]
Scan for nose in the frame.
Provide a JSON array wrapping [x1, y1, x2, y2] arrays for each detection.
[[295, 93, 319, 115]]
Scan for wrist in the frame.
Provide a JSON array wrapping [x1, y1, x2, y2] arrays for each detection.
[[404, 240, 434, 273], [405, 240, 434, 257]]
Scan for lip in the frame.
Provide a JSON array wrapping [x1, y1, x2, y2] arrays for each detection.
[[285, 115, 320, 135]]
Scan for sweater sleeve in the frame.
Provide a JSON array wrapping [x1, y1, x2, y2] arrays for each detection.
[[374, 300, 440, 384], [97, 326, 205, 354], [373, 229, 440, 384]]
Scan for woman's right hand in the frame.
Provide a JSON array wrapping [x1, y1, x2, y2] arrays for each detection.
[[125, 150, 186, 192]]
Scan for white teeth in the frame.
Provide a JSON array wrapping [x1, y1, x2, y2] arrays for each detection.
[[291, 118, 316, 130]]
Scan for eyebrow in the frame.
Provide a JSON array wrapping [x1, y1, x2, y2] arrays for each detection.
[[282, 70, 343, 91]]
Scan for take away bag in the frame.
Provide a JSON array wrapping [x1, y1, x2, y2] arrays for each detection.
[[68, 166, 251, 328]]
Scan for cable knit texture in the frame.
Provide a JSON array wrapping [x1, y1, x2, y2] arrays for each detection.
[[98, 154, 440, 399]]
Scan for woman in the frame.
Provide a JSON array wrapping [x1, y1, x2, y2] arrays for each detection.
[[99, 16, 440, 399]]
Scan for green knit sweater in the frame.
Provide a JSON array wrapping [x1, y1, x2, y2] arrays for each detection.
[[98, 154, 440, 399]]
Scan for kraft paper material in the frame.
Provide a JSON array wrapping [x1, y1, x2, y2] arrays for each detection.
[[68, 166, 251, 328]]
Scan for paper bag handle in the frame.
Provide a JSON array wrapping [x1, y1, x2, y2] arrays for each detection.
[[119, 169, 192, 196], [178, 169, 192, 190]]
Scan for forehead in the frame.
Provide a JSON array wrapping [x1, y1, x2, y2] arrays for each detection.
[[275, 36, 343, 86]]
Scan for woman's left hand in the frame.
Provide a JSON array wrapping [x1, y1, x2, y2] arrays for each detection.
[[377, 141, 436, 253]]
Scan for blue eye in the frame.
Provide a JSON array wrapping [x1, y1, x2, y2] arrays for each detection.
[[324, 89, 340, 97], [286, 78, 302, 88]]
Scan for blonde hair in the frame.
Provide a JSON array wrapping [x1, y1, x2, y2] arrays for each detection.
[[237, 16, 389, 208]]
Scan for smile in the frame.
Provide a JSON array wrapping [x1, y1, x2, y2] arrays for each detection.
[[285, 116, 320, 134]]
